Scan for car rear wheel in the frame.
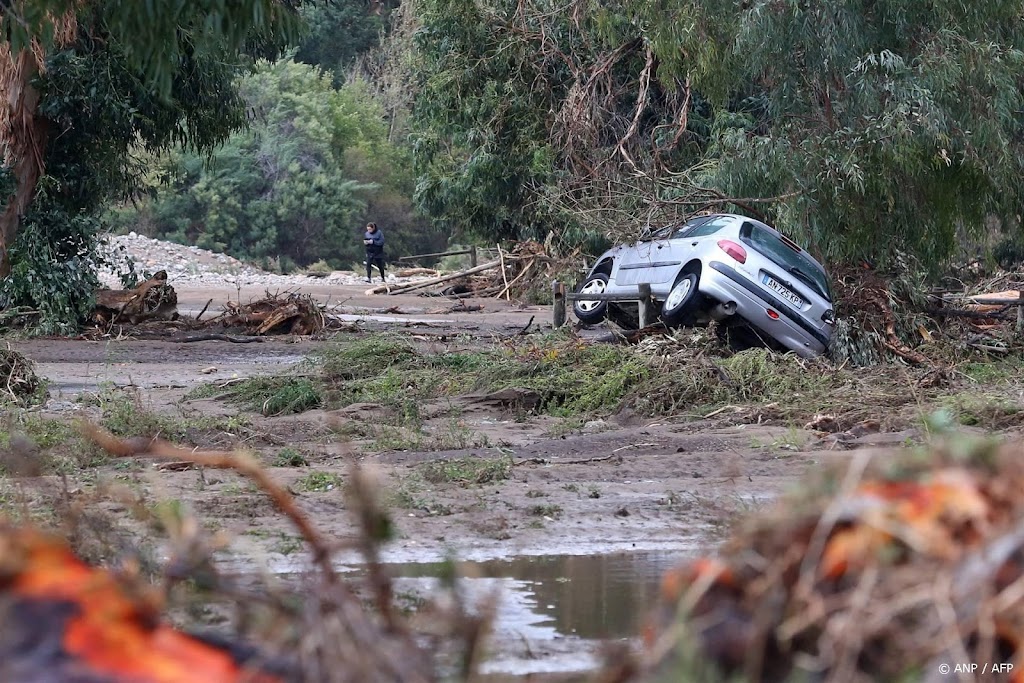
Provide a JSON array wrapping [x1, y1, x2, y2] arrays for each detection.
[[572, 272, 610, 324], [661, 271, 699, 327]]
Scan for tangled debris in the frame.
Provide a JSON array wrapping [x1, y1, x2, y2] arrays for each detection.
[[0, 347, 41, 404], [368, 241, 579, 302], [91, 286, 328, 339], [210, 292, 326, 336], [92, 271, 178, 327], [814, 261, 1024, 367], [639, 438, 1024, 683]]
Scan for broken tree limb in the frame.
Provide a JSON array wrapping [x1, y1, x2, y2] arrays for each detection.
[[93, 272, 178, 326], [395, 267, 439, 277], [497, 244, 510, 301], [366, 260, 502, 295], [195, 298, 213, 321], [926, 307, 1013, 320], [497, 257, 536, 300]]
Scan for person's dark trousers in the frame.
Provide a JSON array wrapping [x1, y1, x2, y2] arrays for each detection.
[[366, 254, 386, 282]]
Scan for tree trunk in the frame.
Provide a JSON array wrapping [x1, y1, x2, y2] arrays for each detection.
[[0, 48, 49, 279]]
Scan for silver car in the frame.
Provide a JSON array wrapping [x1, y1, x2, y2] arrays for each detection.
[[572, 213, 835, 357]]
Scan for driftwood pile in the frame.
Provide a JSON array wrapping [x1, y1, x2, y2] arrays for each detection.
[[367, 242, 557, 299], [0, 347, 40, 404], [641, 439, 1024, 683], [211, 293, 326, 336], [92, 271, 178, 326], [829, 265, 1024, 366], [91, 274, 326, 338], [930, 282, 1024, 355]]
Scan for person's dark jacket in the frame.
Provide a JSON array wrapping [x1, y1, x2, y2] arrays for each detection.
[[364, 229, 385, 257]]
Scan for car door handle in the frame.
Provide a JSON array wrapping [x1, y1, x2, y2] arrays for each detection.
[[691, 242, 698, 246]]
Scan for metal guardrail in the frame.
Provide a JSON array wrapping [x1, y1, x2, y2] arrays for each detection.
[[552, 282, 656, 328]]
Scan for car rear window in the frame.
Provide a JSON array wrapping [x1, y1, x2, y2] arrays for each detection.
[[740, 222, 831, 301]]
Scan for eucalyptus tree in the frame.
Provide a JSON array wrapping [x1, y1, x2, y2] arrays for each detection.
[[408, 0, 1024, 265], [0, 0, 304, 330]]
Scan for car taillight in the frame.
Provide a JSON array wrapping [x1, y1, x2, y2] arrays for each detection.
[[822, 309, 836, 325], [717, 239, 747, 264]]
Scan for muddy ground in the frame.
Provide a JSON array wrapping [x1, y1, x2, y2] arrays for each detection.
[[3, 282, 1015, 680]]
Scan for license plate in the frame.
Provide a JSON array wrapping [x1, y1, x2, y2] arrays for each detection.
[[762, 274, 803, 307]]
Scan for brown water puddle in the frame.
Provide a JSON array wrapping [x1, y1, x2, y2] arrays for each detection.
[[350, 550, 692, 676]]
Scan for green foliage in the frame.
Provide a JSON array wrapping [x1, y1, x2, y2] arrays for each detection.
[[120, 58, 442, 269], [2, 1, 305, 331], [473, 341, 650, 416], [703, 0, 1024, 266], [274, 447, 309, 467], [96, 385, 250, 442], [1, 0, 303, 100], [0, 206, 104, 335], [409, 0, 566, 245], [406, 0, 1024, 267], [209, 376, 323, 416], [295, 1, 399, 82], [420, 456, 512, 486], [297, 471, 343, 492]]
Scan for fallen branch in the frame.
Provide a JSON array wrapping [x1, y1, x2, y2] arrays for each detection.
[[496, 256, 536, 300], [171, 333, 265, 343], [195, 297, 213, 322], [497, 244, 510, 301], [368, 260, 502, 295]]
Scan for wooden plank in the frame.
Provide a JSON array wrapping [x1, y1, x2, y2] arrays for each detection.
[[1018, 290, 1024, 334], [959, 297, 1024, 305]]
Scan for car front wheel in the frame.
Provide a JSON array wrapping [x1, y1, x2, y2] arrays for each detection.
[[661, 271, 699, 327], [572, 272, 610, 324]]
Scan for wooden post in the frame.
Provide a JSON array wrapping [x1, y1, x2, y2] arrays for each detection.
[[552, 281, 567, 328], [638, 283, 652, 328], [470, 246, 478, 268], [1017, 288, 1024, 335]]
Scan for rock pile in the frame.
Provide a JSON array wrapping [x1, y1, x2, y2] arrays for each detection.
[[98, 232, 400, 289]]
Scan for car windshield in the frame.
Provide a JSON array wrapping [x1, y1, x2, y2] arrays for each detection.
[[643, 215, 729, 240], [740, 222, 831, 301], [673, 216, 732, 239]]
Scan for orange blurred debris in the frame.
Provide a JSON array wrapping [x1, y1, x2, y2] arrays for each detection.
[[0, 524, 291, 683]]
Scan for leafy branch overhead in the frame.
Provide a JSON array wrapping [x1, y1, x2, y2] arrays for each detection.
[[407, 0, 1024, 264]]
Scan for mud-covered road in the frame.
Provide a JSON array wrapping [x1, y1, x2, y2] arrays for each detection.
[[7, 282, 916, 680]]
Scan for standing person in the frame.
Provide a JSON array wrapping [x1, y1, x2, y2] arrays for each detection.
[[363, 222, 386, 283]]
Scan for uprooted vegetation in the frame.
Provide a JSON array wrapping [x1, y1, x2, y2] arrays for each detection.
[[185, 330, 1024, 439], [0, 348, 46, 406]]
